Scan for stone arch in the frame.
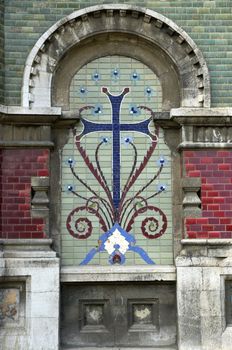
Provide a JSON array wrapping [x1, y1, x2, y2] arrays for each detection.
[[22, 4, 211, 109]]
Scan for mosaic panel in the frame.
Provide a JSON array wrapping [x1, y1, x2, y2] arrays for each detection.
[[61, 56, 173, 266]]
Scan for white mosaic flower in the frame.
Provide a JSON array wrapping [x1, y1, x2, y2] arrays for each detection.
[[104, 228, 129, 255]]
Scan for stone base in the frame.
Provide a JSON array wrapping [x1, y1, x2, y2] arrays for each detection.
[[176, 239, 232, 350], [0, 239, 59, 350]]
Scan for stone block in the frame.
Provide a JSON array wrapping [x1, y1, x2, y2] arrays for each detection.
[[0, 251, 59, 350]]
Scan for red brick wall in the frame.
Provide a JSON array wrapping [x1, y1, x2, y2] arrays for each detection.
[[184, 150, 232, 239], [0, 149, 49, 239]]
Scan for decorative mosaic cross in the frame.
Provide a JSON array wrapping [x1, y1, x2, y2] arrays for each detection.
[[80, 87, 152, 210]]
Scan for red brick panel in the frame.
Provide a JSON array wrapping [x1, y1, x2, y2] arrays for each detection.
[[0, 149, 49, 239], [184, 150, 232, 239]]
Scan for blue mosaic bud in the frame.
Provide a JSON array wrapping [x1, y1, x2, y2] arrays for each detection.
[[145, 87, 153, 99], [102, 137, 109, 143], [159, 185, 166, 192], [67, 185, 73, 191], [129, 105, 140, 116], [112, 68, 120, 80], [92, 104, 103, 115], [122, 136, 133, 146], [92, 71, 100, 82]]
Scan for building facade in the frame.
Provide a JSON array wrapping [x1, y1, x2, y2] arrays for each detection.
[[0, 1, 232, 349]]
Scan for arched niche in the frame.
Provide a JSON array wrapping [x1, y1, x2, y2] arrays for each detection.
[[52, 32, 180, 111], [22, 4, 211, 110]]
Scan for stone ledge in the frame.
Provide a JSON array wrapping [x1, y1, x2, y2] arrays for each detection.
[[176, 255, 232, 267], [3, 250, 56, 258], [0, 239, 53, 251], [171, 107, 232, 118], [178, 142, 232, 150], [0, 239, 56, 259], [60, 348, 177, 350], [181, 239, 232, 246], [0, 105, 61, 124], [178, 239, 232, 264], [0, 141, 54, 148], [61, 265, 176, 282], [171, 107, 232, 126], [0, 105, 61, 115]]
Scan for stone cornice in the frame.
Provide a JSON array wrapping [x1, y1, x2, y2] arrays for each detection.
[[171, 107, 232, 126], [0, 105, 61, 124], [0, 105, 81, 127]]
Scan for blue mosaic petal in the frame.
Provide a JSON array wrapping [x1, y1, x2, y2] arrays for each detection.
[[145, 86, 153, 100], [80, 86, 88, 99], [66, 157, 75, 167], [92, 104, 103, 115], [80, 86, 87, 94], [157, 156, 167, 166], [129, 104, 141, 116], [111, 68, 120, 81], [80, 223, 155, 266], [129, 246, 155, 265], [92, 71, 101, 83], [131, 71, 140, 83], [66, 184, 75, 192], [100, 136, 111, 145], [122, 136, 133, 146], [158, 184, 167, 192], [79, 248, 98, 265]]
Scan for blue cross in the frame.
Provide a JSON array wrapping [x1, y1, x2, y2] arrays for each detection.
[[80, 87, 151, 211]]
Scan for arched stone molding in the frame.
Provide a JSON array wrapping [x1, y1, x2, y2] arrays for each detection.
[[22, 4, 211, 109]]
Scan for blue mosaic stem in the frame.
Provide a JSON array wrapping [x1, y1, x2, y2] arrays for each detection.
[[106, 89, 129, 210]]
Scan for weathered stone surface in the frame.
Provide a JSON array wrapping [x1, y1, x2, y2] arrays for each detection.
[[61, 265, 176, 283], [0, 242, 59, 350], [176, 241, 232, 350]]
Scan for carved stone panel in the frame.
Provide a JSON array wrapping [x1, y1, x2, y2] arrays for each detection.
[[61, 282, 176, 348], [0, 288, 19, 322], [194, 126, 232, 143], [0, 281, 26, 330]]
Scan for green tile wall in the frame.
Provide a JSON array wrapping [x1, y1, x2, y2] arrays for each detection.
[[3, 0, 232, 106], [61, 56, 173, 266]]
